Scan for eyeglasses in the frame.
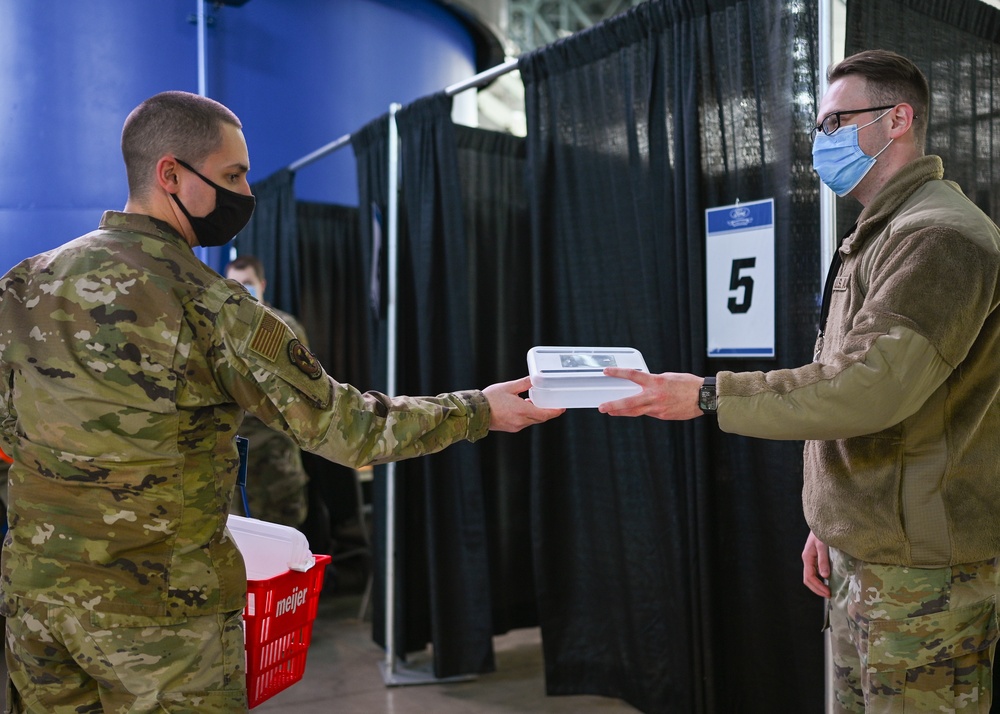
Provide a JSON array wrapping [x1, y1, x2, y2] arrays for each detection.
[[810, 105, 896, 139]]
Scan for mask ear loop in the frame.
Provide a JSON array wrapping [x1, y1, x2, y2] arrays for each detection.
[[861, 107, 895, 160], [871, 137, 893, 159]]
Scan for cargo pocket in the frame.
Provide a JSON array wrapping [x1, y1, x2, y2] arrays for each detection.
[[866, 596, 998, 711]]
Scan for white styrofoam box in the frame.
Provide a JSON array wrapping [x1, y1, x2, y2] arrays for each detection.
[[527, 346, 648, 408], [227, 514, 315, 581]]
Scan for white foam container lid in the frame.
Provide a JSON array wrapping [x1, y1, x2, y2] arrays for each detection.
[[527, 346, 647, 409], [226, 514, 315, 580]]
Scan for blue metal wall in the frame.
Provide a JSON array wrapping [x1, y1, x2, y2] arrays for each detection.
[[0, 0, 478, 273]]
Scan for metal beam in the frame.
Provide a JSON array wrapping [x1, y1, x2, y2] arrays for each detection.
[[508, 0, 648, 52]]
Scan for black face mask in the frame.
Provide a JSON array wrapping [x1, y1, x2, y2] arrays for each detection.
[[171, 158, 255, 247]]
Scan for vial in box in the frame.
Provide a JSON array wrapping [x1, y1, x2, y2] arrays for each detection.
[[527, 346, 648, 409]]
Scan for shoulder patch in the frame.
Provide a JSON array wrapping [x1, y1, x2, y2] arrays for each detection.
[[288, 339, 323, 380], [249, 311, 284, 362]]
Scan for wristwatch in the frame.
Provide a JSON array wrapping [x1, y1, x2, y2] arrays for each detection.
[[698, 377, 717, 414]]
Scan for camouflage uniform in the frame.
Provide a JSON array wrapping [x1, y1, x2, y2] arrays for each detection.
[[829, 547, 1000, 712], [229, 307, 310, 527], [0, 211, 490, 711]]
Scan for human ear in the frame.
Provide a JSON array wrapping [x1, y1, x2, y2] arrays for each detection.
[[888, 103, 914, 139], [155, 156, 181, 194]]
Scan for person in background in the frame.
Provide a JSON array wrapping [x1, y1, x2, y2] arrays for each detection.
[[225, 255, 311, 529], [600, 50, 1000, 712], [0, 90, 563, 713]]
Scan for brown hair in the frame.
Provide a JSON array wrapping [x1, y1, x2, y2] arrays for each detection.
[[121, 91, 242, 200], [829, 50, 930, 148], [226, 254, 265, 282]]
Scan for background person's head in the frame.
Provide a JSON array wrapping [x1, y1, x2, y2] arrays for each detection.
[[226, 255, 267, 301]]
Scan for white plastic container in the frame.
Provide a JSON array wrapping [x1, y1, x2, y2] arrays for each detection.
[[527, 346, 648, 408], [226, 514, 316, 580]]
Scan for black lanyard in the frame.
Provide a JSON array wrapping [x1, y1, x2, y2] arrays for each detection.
[[818, 224, 854, 336]]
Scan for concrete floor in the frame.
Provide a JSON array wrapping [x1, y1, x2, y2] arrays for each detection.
[[251, 590, 639, 713], [0, 591, 636, 713], [0, 568, 637, 713]]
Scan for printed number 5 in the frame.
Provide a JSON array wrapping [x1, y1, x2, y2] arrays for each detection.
[[728, 258, 756, 314]]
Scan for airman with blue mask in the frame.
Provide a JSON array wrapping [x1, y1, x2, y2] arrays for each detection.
[[599, 49, 1000, 712]]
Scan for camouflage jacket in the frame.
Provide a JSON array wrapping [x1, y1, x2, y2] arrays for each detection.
[[0, 211, 490, 617]]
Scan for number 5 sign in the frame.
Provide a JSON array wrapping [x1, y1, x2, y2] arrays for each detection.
[[704, 199, 775, 358]]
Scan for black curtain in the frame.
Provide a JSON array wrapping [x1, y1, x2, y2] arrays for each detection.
[[355, 97, 543, 676], [844, 2, 1000, 710], [295, 201, 370, 539], [521, 1, 822, 711], [232, 168, 301, 315], [453, 125, 539, 634], [295, 202, 369, 392], [390, 93, 494, 677], [841, 0, 1000, 228]]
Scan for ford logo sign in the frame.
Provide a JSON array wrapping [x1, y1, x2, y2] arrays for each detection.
[[727, 206, 752, 228]]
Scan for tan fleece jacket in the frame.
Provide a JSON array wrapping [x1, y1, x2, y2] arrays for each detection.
[[717, 156, 1000, 566]]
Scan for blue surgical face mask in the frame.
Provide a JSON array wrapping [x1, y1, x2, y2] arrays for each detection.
[[812, 110, 893, 196], [242, 283, 259, 299]]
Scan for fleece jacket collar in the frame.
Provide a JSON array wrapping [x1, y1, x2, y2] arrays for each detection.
[[843, 155, 945, 256]]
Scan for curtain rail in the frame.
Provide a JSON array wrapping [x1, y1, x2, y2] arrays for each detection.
[[443, 56, 519, 96], [287, 133, 352, 172], [284, 57, 520, 172]]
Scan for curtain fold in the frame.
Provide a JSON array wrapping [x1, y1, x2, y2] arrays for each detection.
[[294, 201, 372, 535], [232, 168, 300, 315], [391, 93, 494, 677], [354, 99, 544, 677], [453, 125, 540, 634], [521, 1, 822, 711], [295, 202, 369, 387]]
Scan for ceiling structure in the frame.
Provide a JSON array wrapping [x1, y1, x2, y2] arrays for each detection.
[[507, 0, 647, 53]]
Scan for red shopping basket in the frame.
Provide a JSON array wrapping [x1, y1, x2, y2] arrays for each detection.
[[243, 553, 331, 708]]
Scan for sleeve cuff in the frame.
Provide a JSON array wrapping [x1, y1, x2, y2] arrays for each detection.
[[458, 389, 491, 442]]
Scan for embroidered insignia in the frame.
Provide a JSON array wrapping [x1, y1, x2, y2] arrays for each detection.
[[833, 276, 849, 292], [249, 311, 283, 362], [288, 339, 323, 380]]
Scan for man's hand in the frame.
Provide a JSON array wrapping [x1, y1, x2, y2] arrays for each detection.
[[483, 376, 564, 432], [802, 530, 831, 598], [597, 369, 704, 420]]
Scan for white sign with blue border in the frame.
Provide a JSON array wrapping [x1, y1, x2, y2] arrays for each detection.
[[705, 199, 775, 358]]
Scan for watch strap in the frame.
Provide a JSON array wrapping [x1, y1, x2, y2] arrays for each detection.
[[699, 376, 717, 414]]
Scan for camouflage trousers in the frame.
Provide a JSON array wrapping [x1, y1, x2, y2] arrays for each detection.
[[828, 548, 1000, 713], [3, 597, 247, 713]]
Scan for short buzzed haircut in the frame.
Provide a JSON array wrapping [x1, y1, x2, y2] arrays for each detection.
[[829, 50, 930, 149], [121, 91, 242, 200]]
